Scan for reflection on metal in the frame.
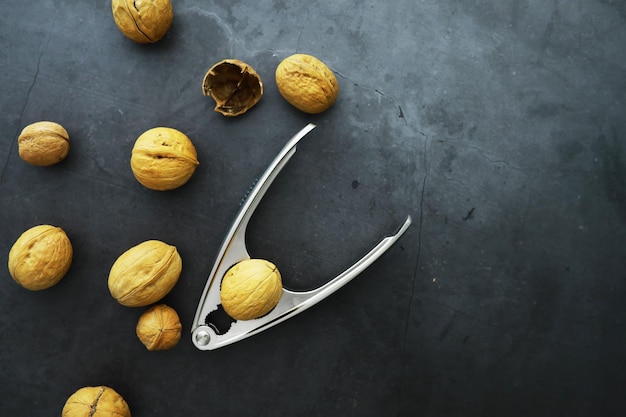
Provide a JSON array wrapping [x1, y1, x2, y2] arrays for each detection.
[[191, 124, 412, 350]]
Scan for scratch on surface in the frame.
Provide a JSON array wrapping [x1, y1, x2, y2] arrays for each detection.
[[462, 207, 475, 221], [442, 173, 473, 189], [374, 88, 408, 126], [537, 0, 560, 65], [335, 71, 417, 130], [468, 145, 528, 172], [295, 8, 310, 53], [414, 294, 501, 331], [0, 39, 48, 185], [181, 6, 239, 57], [398, 133, 430, 411], [182, 6, 306, 59]]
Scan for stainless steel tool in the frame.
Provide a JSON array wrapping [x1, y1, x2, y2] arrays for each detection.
[[191, 123, 412, 350]]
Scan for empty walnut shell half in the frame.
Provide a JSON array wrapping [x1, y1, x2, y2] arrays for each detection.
[[202, 59, 263, 117]]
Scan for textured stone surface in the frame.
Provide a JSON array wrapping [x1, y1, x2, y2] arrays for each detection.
[[0, 1, 625, 416]]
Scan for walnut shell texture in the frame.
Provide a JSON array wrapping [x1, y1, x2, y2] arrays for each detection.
[[62, 386, 131, 417], [8, 224, 73, 291], [275, 54, 339, 114], [220, 259, 282, 321], [108, 240, 182, 307], [130, 127, 199, 191], [136, 304, 182, 350], [18, 121, 70, 166], [202, 59, 263, 116], [111, 0, 173, 44]]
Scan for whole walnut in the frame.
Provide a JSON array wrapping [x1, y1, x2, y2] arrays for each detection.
[[108, 240, 182, 307], [202, 59, 263, 117], [136, 304, 182, 350], [8, 225, 73, 291], [130, 127, 199, 191], [18, 121, 70, 166], [62, 386, 131, 417], [111, 0, 173, 43], [220, 259, 282, 320], [275, 54, 339, 114]]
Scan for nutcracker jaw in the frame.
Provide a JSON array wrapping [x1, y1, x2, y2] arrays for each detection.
[[191, 123, 412, 350]]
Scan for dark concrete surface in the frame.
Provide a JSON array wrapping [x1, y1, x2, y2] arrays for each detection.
[[1, 1, 625, 416]]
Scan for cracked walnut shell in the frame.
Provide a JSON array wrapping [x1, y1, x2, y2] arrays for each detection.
[[8, 225, 73, 291], [18, 121, 70, 166], [130, 127, 199, 191], [108, 240, 182, 307], [112, 0, 173, 43], [275, 54, 339, 114], [62, 386, 131, 417], [202, 59, 263, 116], [136, 304, 182, 350], [220, 259, 282, 320]]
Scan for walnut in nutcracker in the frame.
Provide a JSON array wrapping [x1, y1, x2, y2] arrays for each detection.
[[62, 386, 131, 417], [136, 304, 182, 350], [220, 259, 283, 320], [17, 121, 70, 166], [8, 224, 73, 290]]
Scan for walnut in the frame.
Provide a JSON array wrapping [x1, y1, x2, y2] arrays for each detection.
[[17, 121, 70, 166], [8, 225, 73, 291], [220, 259, 282, 320], [111, 0, 173, 43], [136, 304, 182, 350], [202, 59, 263, 116], [130, 127, 199, 191], [62, 386, 131, 417], [108, 240, 182, 307], [275, 54, 339, 114]]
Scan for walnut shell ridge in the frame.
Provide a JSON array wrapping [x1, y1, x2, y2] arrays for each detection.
[[130, 127, 199, 191], [62, 386, 131, 417], [111, 0, 173, 43], [108, 240, 182, 307], [18, 121, 70, 166], [275, 54, 339, 114], [136, 304, 182, 350], [220, 259, 282, 320], [8, 224, 73, 291]]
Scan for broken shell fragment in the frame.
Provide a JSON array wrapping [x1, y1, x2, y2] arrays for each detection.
[[202, 59, 263, 117]]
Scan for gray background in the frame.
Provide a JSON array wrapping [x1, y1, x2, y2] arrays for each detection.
[[1, 0, 625, 416]]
